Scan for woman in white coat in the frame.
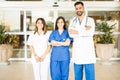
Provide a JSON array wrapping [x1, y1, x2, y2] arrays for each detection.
[[27, 18, 51, 80], [69, 1, 96, 80]]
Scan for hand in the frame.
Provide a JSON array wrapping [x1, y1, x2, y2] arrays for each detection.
[[85, 26, 91, 30], [62, 38, 70, 46], [39, 54, 46, 62], [51, 40, 61, 46], [34, 55, 41, 62], [69, 29, 78, 34]]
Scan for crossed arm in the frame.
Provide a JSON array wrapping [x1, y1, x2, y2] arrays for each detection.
[[40, 39, 71, 61], [51, 38, 70, 46], [69, 26, 91, 34]]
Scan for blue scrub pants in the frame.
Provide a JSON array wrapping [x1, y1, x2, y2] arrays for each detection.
[[50, 60, 70, 80], [74, 63, 95, 80]]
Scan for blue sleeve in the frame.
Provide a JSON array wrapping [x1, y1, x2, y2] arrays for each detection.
[[48, 31, 55, 42], [66, 30, 73, 44]]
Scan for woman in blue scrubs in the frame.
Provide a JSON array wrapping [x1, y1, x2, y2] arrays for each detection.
[[49, 16, 72, 80]]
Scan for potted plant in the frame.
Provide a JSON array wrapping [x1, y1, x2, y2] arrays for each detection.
[[0, 22, 17, 65], [94, 21, 116, 63]]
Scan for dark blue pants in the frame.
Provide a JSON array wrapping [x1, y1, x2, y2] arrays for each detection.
[[74, 63, 95, 80], [50, 60, 70, 80]]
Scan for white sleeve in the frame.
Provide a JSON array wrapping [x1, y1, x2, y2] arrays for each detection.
[[78, 18, 95, 37], [68, 18, 79, 38], [46, 31, 52, 45]]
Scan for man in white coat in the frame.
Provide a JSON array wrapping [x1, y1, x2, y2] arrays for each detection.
[[69, 1, 96, 80]]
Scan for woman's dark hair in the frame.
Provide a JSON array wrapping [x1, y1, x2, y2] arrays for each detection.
[[55, 16, 67, 30], [34, 18, 47, 34], [74, 1, 84, 7]]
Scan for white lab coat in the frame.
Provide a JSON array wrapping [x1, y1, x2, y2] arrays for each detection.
[[69, 15, 96, 64]]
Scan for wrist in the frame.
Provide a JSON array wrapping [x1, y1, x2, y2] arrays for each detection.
[[33, 54, 37, 56]]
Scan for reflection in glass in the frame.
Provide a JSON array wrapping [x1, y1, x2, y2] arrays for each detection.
[[12, 35, 24, 58]]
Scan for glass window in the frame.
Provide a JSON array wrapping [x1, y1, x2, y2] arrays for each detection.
[[12, 35, 25, 58], [88, 11, 120, 32], [58, 10, 74, 29], [26, 10, 54, 31], [0, 10, 21, 32]]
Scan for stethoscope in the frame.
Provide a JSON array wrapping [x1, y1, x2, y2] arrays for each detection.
[[71, 16, 88, 28]]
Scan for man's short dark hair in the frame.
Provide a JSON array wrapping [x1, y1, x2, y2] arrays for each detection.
[[74, 1, 84, 7]]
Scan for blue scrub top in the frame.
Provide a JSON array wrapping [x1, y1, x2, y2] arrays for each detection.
[[49, 30, 72, 61]]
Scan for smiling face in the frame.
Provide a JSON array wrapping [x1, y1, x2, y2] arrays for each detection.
[[75, 4, 84, 17], [55, 16, 66, 30], [34, 18, 47, 34], [36, 20, 44, 30], [57, 19, 65, 30]]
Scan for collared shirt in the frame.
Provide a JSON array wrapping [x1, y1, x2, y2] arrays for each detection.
[[27, 31, 51, 62], [69, 14, 96, 64], [49, 30, 72, 61]]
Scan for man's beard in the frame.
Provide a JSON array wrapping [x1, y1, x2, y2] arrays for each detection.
[[76, 11, 84, 16]]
